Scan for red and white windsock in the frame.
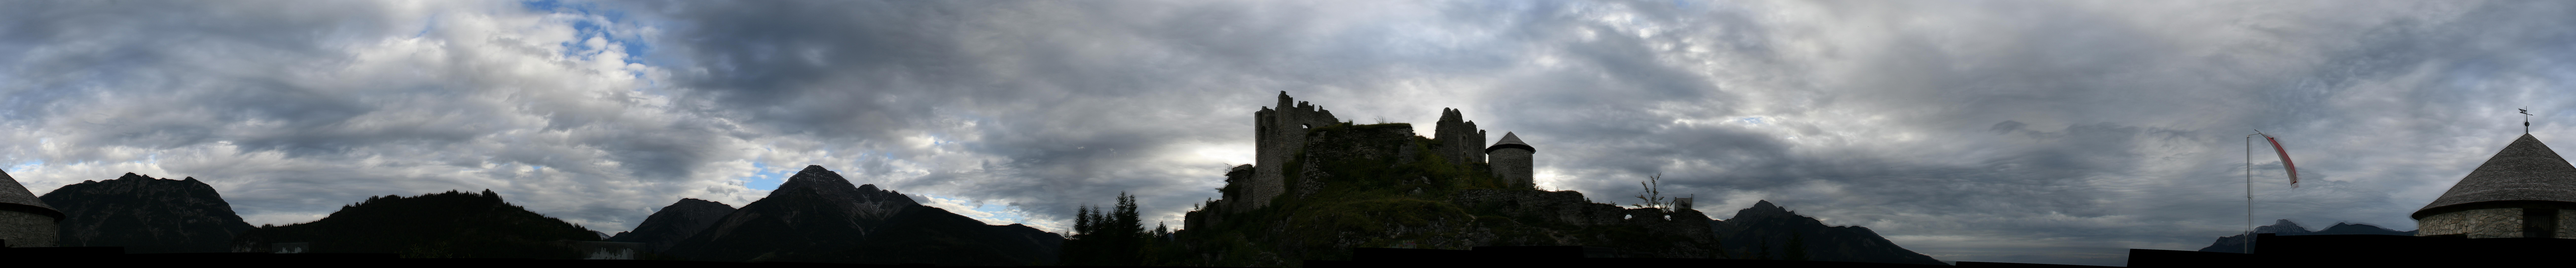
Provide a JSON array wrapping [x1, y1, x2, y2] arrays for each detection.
[[2261, 132, 2299, 188]]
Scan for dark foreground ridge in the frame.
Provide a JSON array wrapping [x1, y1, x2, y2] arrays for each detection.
[[2129, 233, 2576, 267], [39, 173, 254, 253], [229, 190, 600, 258], [1713, 200, 1947, 265]]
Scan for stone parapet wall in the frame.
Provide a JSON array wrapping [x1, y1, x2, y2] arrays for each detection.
[[0, 210, 57, 247], [2560, 209, 2576, 239], [2418, 208, 2523, 238]]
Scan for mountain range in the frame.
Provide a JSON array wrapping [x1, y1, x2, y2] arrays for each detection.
[[31, 163, 1940, 265], [2197, 219, 2415, 253], [661, 165, 1063, 265]]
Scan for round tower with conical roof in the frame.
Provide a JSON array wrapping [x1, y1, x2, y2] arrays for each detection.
[[2414, 134, 2576, 238], [1487, 132, 1536, 189], [0, 169, 62, 247]]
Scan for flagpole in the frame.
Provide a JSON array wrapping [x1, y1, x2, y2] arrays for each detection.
[[2245, 132, 2257, 254]]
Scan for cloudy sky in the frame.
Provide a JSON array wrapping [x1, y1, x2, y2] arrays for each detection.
[[6, 0, 2573, 265]]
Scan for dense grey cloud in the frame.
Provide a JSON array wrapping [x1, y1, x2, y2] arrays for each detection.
[[7, 0, 2576, 265]]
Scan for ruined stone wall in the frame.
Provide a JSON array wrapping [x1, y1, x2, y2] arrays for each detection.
[[1432, 108, 1486, 164], [0, 210, 57, 247], [2418, 208, 2523, 238], [1452, 189, 1625, 226], [1491, 148, 1534, 189], [1250, 92, 1340, 209], [1293, 124, 1418, 199]]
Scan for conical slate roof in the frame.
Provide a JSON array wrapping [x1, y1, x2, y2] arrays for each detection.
[[2415, 134, 2576, 219], [1485, 132, 1534, 153], [0, 169, 62, 219]]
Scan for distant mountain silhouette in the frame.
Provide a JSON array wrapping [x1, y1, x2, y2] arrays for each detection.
[[38, 173, 255, 253], [1710, 200, 1947, 265], [228, 190, 599, 258], [607, 198, 735, 253], [662, 165, 1063, 265], [2198, 219, 2414, 253]]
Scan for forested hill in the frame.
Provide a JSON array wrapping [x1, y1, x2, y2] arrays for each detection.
[[228, 190, 599, 258]]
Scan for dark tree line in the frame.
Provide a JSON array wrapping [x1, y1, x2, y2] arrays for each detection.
[[1061, 192, 1177, 266]]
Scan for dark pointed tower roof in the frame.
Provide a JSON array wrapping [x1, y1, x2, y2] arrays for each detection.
[[1486, 132, 1534, 153], [2414, 134, 2576, 219], [0, 169, 62, 220]]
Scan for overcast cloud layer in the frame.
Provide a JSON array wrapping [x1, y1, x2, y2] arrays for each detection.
[[6, 0, 2574, 265]]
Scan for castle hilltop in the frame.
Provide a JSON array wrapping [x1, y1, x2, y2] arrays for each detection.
[[1174, 91, 1724, 266], [1158, 92, 1942, 267]]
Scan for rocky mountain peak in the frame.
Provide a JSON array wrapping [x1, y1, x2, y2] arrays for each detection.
[[777, 165, 854, 191], [2256, 219, 2311, 236], [1730, 200, 1811, 223]]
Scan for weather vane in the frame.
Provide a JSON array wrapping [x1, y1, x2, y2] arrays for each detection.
[[2523, 107, 2534, 133]]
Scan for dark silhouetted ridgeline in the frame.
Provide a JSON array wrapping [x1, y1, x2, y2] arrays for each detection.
[[40, 173, 255, 253], [608, 198, 735, 253], [1711, 200, 1948, 265], [227, 190, 599, 258]]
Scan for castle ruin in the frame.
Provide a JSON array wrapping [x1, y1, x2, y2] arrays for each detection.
[[1221, 91, 1536, 211]]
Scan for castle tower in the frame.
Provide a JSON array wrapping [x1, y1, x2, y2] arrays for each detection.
[[0, 169, 63, 247], [1433, 108, 1487, 164], [2414, 134, 2576, 238], [1246, 91, 1340, 209], [1487, 132, 1536, 189]]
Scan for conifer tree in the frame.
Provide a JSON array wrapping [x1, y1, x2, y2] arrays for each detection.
[[1074, 206, 1093, 236]]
